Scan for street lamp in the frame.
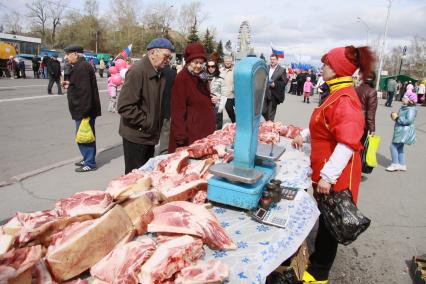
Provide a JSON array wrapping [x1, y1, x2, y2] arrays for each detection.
[[356, 16, 370, 46], [398, 45, 407, 75], [375, 0, 392, 91]]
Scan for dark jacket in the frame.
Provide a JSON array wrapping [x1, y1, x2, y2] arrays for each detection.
[[48, 59, 61, 78], [266, 65, 287, 104], [356, 83, 378, 132], [32, 58, 40, 70], [169, 67, 216, 153], [162, 65, 177, 120], [67, 57, 101, 120], [117, 56, 165, 145]]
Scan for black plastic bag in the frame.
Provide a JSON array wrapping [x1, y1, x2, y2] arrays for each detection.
[[317, 189, 371, 245]]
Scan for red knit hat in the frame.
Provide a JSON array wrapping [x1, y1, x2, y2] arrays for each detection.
[[184, 43, 206, 63], [321, 47, 357, 77]]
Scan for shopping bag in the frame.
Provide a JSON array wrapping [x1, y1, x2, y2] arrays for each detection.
[[317, 189, 371, 245], [361, 136, 373, 174], [75, 117, 95, 144], [366, 135, 380, 167]]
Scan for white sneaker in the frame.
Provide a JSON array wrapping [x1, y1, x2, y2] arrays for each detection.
[[398, 164, 407, 171], [386, 164, 400, 172]]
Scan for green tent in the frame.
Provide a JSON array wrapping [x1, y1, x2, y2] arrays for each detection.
[[379, 75, 418, 90]]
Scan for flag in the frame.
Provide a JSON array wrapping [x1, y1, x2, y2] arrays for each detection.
[[119, 44, 132, 59], [271, 43, 284, 58]]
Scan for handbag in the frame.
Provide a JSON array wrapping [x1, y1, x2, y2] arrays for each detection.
[[361, 136, 373, 174], [366, 135, 380, 167], [317, 189, 371, 245], [75, 117, 95, 144]]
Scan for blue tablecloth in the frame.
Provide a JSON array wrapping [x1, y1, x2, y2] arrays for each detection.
[[203, 190, 319, 284], [141, 138, 319, 284]]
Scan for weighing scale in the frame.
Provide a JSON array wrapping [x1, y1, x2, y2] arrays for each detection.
[[207, 57, 285, 210]]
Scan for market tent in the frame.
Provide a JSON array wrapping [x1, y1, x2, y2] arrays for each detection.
[[379, 75, 418, 90], [0, 42, 17, 59]]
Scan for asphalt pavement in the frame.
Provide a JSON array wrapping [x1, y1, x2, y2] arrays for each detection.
[[0, 76, 425, 284]]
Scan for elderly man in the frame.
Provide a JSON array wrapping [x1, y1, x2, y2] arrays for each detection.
[[220, 55, 236, 123], [62, 45, 101, 172], [262, 53, 287, 121], [117, 38, 174, 174]]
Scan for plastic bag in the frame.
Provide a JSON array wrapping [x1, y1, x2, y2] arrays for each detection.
[[366, 135, 380, 167], [317, 189, 371, 245], [75, 117, 95, 144], [361, 136, 373, 174]]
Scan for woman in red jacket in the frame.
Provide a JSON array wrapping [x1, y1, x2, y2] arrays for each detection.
[[169, 43, 216, 153], [293, 45, 375, 283]]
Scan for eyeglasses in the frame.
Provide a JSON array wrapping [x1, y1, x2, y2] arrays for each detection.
[[207, 65, 216, 68]]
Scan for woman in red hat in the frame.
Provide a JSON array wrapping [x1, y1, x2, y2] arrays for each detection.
[[293, 45, 375, 283], [169, 43, 216, 153]]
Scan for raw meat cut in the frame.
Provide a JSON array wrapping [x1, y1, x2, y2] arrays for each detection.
[[55, 190, 113, 217], [285, 125, 302, 139], [0, 245, 43, 283], [106, 170, 151, 201], [31, 260, 53, 284], [174, 260, 229, 284], [121, 191, 160, 235], [0, 234, 15, 254], [191, 190, 207, 204], [160, 179, 207, 202], [91, 238, 156, 284], [184, 159, 215, 178], [138, 235, 204, 284], [16, 210, 58, 243], [155, 150, 190, 174], [1, 217, 21, 237], [148, 202, 235, 250], [46, 205, 133, 282]]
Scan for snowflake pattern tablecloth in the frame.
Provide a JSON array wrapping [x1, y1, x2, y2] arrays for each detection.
[[202, 190, 319, 283], [140, 138, 318, 283]]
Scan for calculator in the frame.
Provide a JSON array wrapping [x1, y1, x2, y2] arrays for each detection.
[[251, 207, 289, 228], [281, 187, 299, 200]]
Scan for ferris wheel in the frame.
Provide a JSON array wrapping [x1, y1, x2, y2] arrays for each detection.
[[237, 21, 251, 53]]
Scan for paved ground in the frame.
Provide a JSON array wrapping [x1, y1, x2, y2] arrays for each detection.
[[0, 77, 425, 283]]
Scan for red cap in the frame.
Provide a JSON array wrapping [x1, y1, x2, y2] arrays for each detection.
[[184, 43, 206, 63], [321, 47, 357, 77]]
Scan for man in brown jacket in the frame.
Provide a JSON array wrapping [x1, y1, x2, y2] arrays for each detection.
[[117, 38, 174, 174], [356, 71, 378, 142]]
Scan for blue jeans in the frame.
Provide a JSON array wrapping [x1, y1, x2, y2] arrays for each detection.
[[390, 142, 405, 165], [44, 68, 48, 79], [75, 118, 97, 168]]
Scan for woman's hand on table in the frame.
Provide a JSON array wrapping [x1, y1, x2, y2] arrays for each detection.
[[316, 178, 332, 195], [292, 135, 304, 149]]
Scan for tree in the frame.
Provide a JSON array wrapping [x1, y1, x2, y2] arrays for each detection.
[[85, 0, 99, 17], [216, 40, 224, 61], [202, 28, 214, 54], [187, 18, 199, 43], [225, 40, 232, 53], [26, 0, 49, 42], [142, 2, 176, 37], [177, 1, 207, 36], [3, 11, 24, 34], [48, 0, 68, 48]]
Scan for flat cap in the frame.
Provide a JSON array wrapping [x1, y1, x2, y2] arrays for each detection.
[[64, 44, 84, 54], [146, 38, 175, 51]]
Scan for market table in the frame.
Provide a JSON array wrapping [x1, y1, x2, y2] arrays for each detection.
[[142, 137, 319, 284]]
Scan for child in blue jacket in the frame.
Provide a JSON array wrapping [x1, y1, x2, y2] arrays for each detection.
[[386, 93, 417, 171]]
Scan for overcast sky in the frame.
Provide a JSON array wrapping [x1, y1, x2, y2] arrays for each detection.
[[2, 0, 425, 65]]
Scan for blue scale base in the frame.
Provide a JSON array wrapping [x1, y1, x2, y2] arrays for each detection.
[[207, 163, 276, 210]]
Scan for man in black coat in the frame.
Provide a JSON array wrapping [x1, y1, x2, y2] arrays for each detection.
[[62, 45, 101, 172], [47, 55, 62, 94], [262, 53, 287, 121]]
